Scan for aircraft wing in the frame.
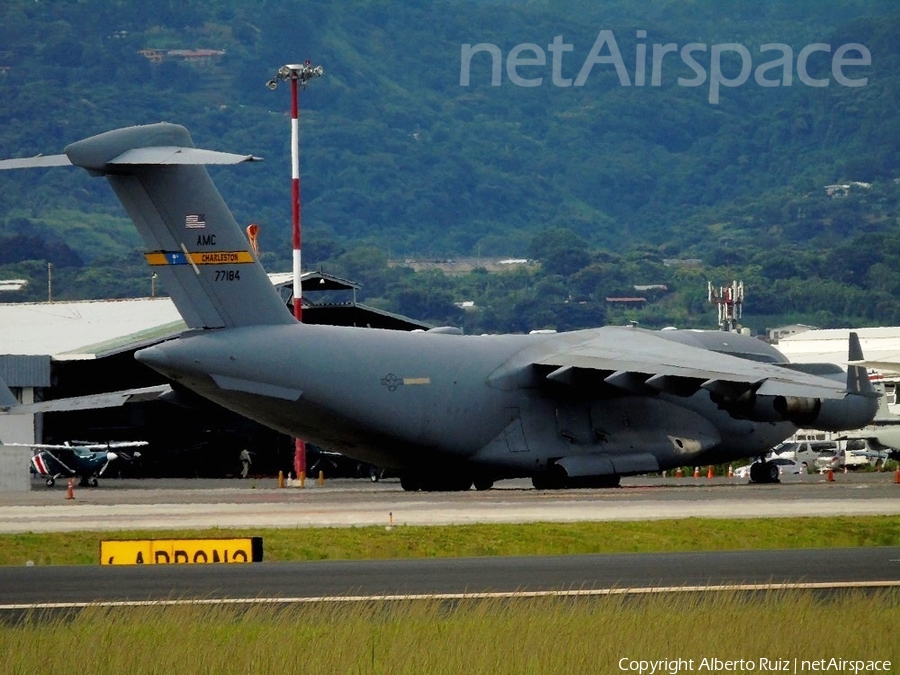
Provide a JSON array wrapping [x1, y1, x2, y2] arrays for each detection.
[[849, 357, 900, 372], [0, 384, 172, 415], [533, 329, 851, 400], [8, 441, 148, 451]]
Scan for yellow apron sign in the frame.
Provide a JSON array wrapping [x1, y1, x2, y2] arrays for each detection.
[[100, 537, 263, 565]]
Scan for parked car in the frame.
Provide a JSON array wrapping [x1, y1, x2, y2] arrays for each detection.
[[733, 455, 806, 481], [733, 463, 753, 479], [769, 456, 806, 475]]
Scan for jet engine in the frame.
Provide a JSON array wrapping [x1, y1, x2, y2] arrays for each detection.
[[717, 390, 877, 432]]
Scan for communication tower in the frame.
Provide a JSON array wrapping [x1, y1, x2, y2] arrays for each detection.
[[708, 280, 744, 332]]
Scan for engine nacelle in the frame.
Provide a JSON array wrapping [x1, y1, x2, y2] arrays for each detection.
[[774, 394, 878, 432], [719, 392, 878, 432]]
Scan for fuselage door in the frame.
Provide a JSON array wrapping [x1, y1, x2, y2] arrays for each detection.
[[504, 407, 530, 453]]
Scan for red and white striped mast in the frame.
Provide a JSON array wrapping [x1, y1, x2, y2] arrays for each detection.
[[267, 61, 323, 321], [267, 61, 323, 481]]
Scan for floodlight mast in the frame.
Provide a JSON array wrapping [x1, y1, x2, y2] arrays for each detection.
[[266, 61, 323, 322], [267, 61, 323, 483]]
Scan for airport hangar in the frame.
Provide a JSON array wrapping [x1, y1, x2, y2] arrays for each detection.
[[775, 326, 900, 411], [0, 271, 429, 490]]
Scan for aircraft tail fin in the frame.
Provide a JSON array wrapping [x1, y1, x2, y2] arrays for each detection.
[[0, 123, 295, 330]]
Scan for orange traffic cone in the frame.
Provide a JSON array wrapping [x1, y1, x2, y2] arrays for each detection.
[[826, 468, 835, 482], [728, 465, 734, 478], [693, 466, 700, 478], [893, 468, 900, 484], [707, 465, 714, 479], [65, 478, 74, 500], [675, 467, 683, 478]]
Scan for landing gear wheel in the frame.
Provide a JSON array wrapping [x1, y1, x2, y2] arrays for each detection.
[[421, 475, 473, 491], [592, 474, 621, 489], [532, 466, 567, 490], [749, 461, 780, 484], [45, 477, 55, 488], [473, 477, 494, 491], [400, 474, 421, 492], [89, 477, 99, 487]]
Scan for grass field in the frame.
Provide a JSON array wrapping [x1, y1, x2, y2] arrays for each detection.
[[3, 517, 899, 673], [2, 590, 898, 674], [2, 515, 899, 566]]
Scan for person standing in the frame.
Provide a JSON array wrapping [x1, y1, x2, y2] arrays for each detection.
[[239, 448, 252, 478]]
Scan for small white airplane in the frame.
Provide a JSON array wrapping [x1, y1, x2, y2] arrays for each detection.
[[11, 439, 149, 487]]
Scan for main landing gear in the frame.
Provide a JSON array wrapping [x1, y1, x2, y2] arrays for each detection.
[[749, 460, 780, 484], [399, 472, 495, 492]]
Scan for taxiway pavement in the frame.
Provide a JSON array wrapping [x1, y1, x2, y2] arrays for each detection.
[[0, 472, 898, 534]]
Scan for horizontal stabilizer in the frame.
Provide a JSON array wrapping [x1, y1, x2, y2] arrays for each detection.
[[109, 146, 262, 165], [0, 123, 300, 329], [0, 148, 260, 169], [0, 154, 72, 170]]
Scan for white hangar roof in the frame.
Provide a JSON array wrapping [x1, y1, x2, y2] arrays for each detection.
[[777, 326, 900, 372], [0, 297, 185, 360], [0, 270, 370, 362]]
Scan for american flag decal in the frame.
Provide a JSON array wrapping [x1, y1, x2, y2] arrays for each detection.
[[185, 214, 206, 229]]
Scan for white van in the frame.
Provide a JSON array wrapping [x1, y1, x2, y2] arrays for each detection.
[[770, 440, 842, 471], [772, 438, 870, 471]]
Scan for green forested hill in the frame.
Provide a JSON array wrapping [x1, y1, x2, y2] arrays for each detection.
[[0, 0, 898, 334]]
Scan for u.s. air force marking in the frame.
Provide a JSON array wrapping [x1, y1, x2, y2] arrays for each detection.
[[381, 374, 431, 392]]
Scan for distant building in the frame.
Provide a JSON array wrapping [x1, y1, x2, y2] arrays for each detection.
[[139, 48, 226, 64], [662, 258, 703, 268], [824, 181, 871, 198], [768, 324, 817, 343], [605, 297, 647, 307]]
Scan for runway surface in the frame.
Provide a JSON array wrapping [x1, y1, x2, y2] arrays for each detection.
[[2, 547, 899, 608], [0, 472, 898, 534], [2, 473, 899, 609]]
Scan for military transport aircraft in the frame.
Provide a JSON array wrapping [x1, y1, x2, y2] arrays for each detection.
[[0, 123, 880, 490], [16, 440, 147, 487]]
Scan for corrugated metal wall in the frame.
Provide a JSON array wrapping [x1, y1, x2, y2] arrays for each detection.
[[0, 355, 51, 387]]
